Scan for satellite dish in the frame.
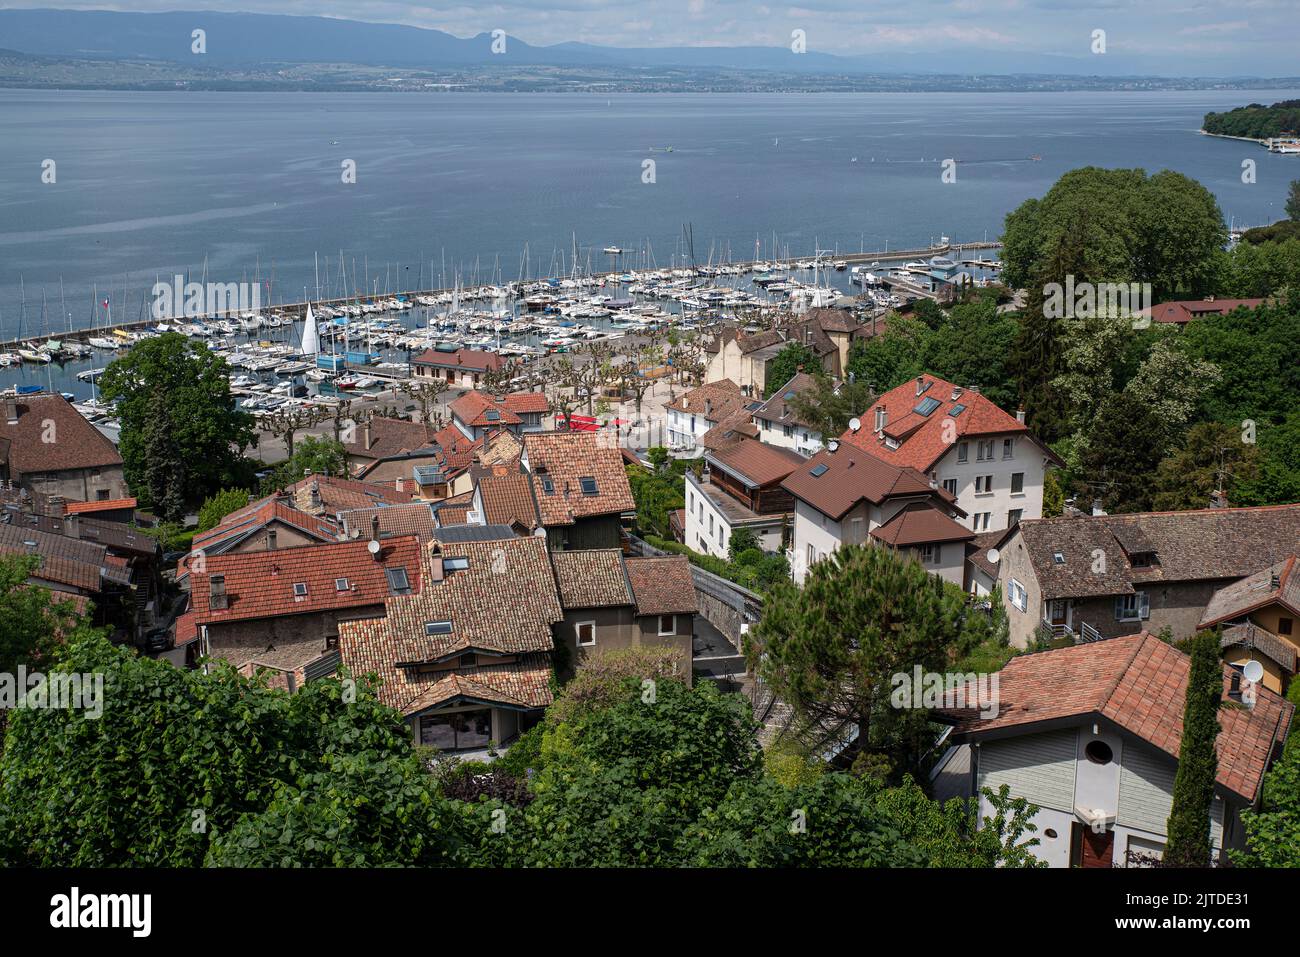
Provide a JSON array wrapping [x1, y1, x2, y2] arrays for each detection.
[[848, 417, 862, 433], [986, 548, 1001, 565], [827, 439, 840, 453], [366, 539, 381, 556], [1243, 660, 1265, 684], [533, 527, 547, 538]]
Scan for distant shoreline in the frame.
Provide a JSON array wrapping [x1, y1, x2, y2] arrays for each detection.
[[1199, 129, 1267, 144]]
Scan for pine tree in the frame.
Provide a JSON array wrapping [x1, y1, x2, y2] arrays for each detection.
[[1165, 629, 1223, 867]]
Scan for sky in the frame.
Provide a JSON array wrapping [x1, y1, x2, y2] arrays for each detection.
[[5, 1, 1299, 73]]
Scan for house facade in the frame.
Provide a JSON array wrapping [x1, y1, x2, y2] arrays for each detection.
[[664, 379, 747, 454], [0, 394, 130, 503], [990, 504, 1300, 649], [937, 633, 1294, 867], [843, 376, 1058, 534], [751, 371, 824, 456], [410, 346, 505, 388], [780, 439, 970, 586]]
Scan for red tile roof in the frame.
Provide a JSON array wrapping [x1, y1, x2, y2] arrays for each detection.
[[523, 431, 636, 526], [286, 474, 417, 514], [1151, 298, 1264, 325], [782, 440, 956, 521], [665, 379, 746, 420], [338, 537, 563, 714], [187, 536, 422, 628], [870, 502, 976, 546], [943, 633, 1294, 803], [410, 347, 505, 373], [336, 503, 438, 546], [550, 548, 633, 609], [842, 375, 1033, 473], [0, 393, 123, 476], [625, 555, 698, 616], [192, 498, 339, 555], [477, 472, 541, 531], [449, 391, 523, 428], [344, 416, 439, 461], [63, 497, 137, 514]]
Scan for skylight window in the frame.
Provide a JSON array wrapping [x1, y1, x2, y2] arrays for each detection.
[[424, 620, 453, 636], [485, 410, 501, 421], [293, 582, 309, 597], [913, 397, 942, 416], [948, 403, 966, 418], [810, 463, 829, 478], [386, 567, 412, 594], [1052, 551, 1065, 565], [443, 557, 469, 571], [541, 476, 555, 495], [580, 476, 599, 496], [335, 578, 350, 592]]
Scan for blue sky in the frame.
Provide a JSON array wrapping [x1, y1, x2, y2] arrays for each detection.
[[8, 2, 1299, 74]]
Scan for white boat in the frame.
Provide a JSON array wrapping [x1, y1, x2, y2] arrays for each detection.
[[89, 336, 120, 350], [18, 346, 51, 363]]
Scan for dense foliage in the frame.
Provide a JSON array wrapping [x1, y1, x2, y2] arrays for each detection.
[[749, 541, 994, 781], [99, 332, 255, 520], [764, 342, 819, 397], [1202, 100, 1300, 140], [197, 487, 254, 532]]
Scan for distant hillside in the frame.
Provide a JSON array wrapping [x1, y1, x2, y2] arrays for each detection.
[[1, 8, 1298, 79], [1204, 99, 1300, 139]]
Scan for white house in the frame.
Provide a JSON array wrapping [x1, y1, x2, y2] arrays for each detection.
[[842, 375, 1060, 534], [750, 371, 824, 456], [664, 379, 747, 455], [780, 439, 972, 587], [934, 633, 1293, 867]]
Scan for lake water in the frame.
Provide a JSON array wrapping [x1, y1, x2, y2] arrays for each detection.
[[1, 87, 1297, 345]]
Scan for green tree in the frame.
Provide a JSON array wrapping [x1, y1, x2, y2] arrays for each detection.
[[98, 333, 254, 519], [265, 436, 348, 491], [1079, 389, 1169, 512], [764, 342, 819, 398], [1152, 421, 1260, 511], [1165, 629, 1223, 868], [923, 298, 1021, 410], [749, 542, 975, 780], [1287, 179, 1300, 221], [1235, 408, 1300, 506], [788, 372, 876, 439], [197, 488, 254, 532], [1233, 742, 1300, 868], [0, 633, 429, 866], [846, 316, 930, 394]]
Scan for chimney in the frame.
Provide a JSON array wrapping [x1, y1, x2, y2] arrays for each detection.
[[363, 420, 373, 451], [310, 482, 321, 510], [267, 528, 277, 551], [3, 398, 16, 426], [1209, 489, 1229, 509], [428, 542, 445, 583], [951, 388, 963, 401], [915, 376, 925, 396], [1015, 408, 1025, 424], [209, 574, 228, 611], [395, 477, 406, 493], [1270, 569, 1282, 590], [370, 515, 380, 541], [1091, 499, 1107, 517]]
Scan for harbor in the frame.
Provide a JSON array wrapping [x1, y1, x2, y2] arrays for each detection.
[[0, 239, 1002, 435]]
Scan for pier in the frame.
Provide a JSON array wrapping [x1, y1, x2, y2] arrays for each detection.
[[1, 239, 1001, 352]]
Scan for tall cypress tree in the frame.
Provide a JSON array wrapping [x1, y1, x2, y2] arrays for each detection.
[[1165, 629, 1223, 867]]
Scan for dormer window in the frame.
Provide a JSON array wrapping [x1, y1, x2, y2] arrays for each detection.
[[1128, 551, 1157, 569]]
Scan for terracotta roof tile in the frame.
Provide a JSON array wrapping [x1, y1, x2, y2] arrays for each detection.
[[64, 497, 137, 514], [410, 347, 505, 373], [625, 555, 698, 616], [477, 472, 540, 531], [523, 431, 636, 525], [943, 633, 1294, 803], [551, 548, 633, 608], [1200, 555, 1300, 628], [870, 502, 976, 546], [336, 503, 438, 546], [782, 441, 956, 521], [0, 393, 123, 476], [286, 474, 416, 514], [193, 498, 339, 554], [665, 379, 746, 419], [842, 374, 1037, 473], [706, 438, 805, 488], [188, 536, 422, 628]]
